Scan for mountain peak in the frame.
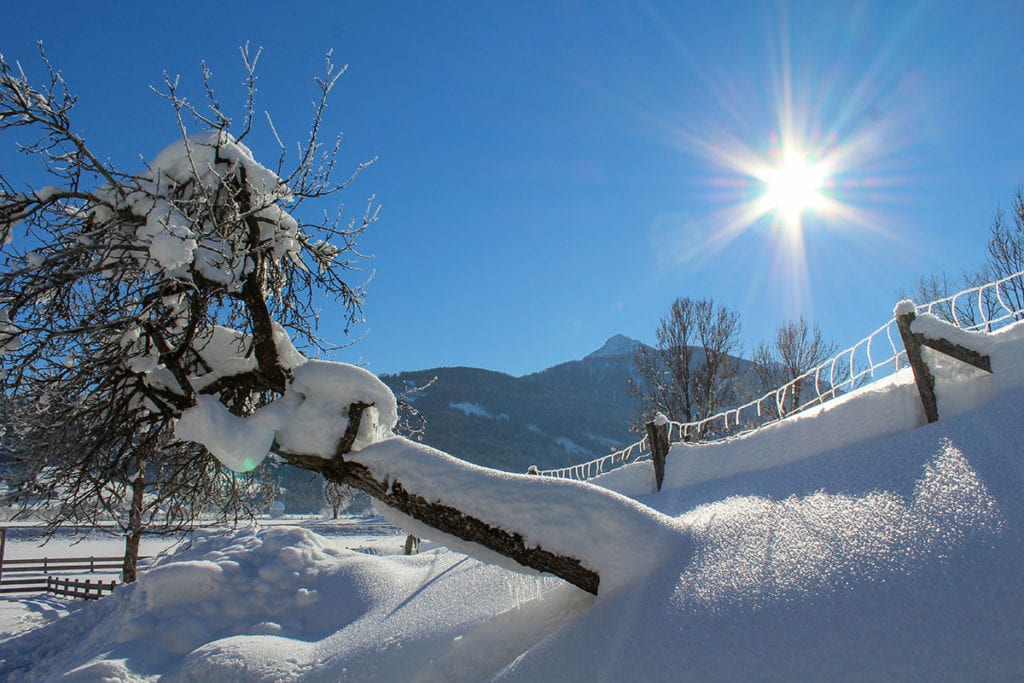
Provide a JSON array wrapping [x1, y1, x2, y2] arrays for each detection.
[[585, 334, 641, 359]]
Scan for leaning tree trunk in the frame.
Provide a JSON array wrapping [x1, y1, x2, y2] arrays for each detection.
[[281, 403, 601, 595], [122, 466, 147, 584]]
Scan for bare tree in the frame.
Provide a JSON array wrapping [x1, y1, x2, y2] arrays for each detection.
[[750, 316, 837, 418], [323, 480, 354, 519], [630, 297, 741, 439], [982, 190, 1024, 316]]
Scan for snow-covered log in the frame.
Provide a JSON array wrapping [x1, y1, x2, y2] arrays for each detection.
[[280, 403, 598, 594]]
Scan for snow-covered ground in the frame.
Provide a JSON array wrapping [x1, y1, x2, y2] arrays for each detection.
[[0, 518, 406, 648], [2, 317, 1024, 680]]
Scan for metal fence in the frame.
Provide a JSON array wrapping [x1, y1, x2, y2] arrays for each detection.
[[538, 269, 1024, 482]]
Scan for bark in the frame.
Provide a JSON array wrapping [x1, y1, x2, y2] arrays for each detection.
[[123, 529, 143, 584], [919, 336, 992, 372], [282, 404, 601, 595], [123, 468, 146, 584]]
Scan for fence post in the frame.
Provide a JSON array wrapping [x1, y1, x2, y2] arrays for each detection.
[[0, 527, 6, 589], [645, 417, 670, 492], [895, 306, 939, 424]]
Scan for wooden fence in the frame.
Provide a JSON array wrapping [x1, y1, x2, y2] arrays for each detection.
[[46, 576, 118, 600], [0, 555, 134, 597], [0, 528, 147, 599]]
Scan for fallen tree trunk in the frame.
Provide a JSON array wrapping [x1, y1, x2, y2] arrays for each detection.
[[280, 403, 601, 595]]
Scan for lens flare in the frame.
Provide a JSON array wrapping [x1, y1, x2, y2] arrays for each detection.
[[759, 147, 829, 232]]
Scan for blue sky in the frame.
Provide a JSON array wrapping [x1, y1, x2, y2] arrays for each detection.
[[3, 1, 1023, 376]]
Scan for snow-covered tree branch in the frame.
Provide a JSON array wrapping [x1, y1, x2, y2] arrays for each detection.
[[0, 46, 622, 595]]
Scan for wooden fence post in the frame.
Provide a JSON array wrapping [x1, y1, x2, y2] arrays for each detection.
[[404, 534, 420, 555], [896, 309, 939, 424], [645, 418, 670, 492], [0, 527, 6, 590]]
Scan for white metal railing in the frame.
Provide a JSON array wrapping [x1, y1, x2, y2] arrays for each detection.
[[538, 269, 1024, 482], [915, 269, 1024, 332]]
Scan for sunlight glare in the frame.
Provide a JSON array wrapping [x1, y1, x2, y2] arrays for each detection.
[[761, 148, 828, 230]]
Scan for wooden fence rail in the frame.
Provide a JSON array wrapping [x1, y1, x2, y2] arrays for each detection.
[[46, 576, 118, 600], [0, 531, 149, 599], [1, 557, 130, 573]]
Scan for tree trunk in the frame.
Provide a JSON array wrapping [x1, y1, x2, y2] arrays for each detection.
[[122, 465, 146, 584], [282, 403, 601, 595], [123, 528, 143, 584]]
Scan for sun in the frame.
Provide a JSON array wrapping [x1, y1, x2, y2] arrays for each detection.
[[761, 147, 828, 230]]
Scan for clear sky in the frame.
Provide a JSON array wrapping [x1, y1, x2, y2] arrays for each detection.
[[3, 1, 1023, 377]]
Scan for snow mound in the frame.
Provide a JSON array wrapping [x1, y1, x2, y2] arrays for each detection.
[[497, 394, 1024, 681], [0, 525, 566, 682]]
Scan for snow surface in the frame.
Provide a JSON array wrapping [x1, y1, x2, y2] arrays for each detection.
[[449, 401, 494, 418], [5, 322, 1024, 680], [554, 436, 588, 454]]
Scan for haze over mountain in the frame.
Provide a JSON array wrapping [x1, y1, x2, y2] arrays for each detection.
[[379, 335, 646, 473]]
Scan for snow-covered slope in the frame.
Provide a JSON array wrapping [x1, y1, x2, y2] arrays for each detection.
[[3, 320, 1024, 681], [500, 395, 1023, 681]]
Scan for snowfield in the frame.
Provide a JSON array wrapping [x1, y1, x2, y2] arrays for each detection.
[[2, 318, 1024, 680]]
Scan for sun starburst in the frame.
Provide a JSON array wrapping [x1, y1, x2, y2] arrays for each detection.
[[758, 147, 830, 233]]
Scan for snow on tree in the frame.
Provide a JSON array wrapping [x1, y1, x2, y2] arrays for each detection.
[[0, 46, 622, 596], [0, 45, 376, 580]]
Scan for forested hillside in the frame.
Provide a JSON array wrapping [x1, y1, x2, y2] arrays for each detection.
[[380, 335, 643, 472]]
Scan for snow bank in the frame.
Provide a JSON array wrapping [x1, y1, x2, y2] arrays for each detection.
[[8, 322, 1024, 680], [497, 390, 1024, 681], [595, 317, 1024, 497], [593, 370, 926, 497], [0, 525, 568, 682], [8, 377, 1024, 681]]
